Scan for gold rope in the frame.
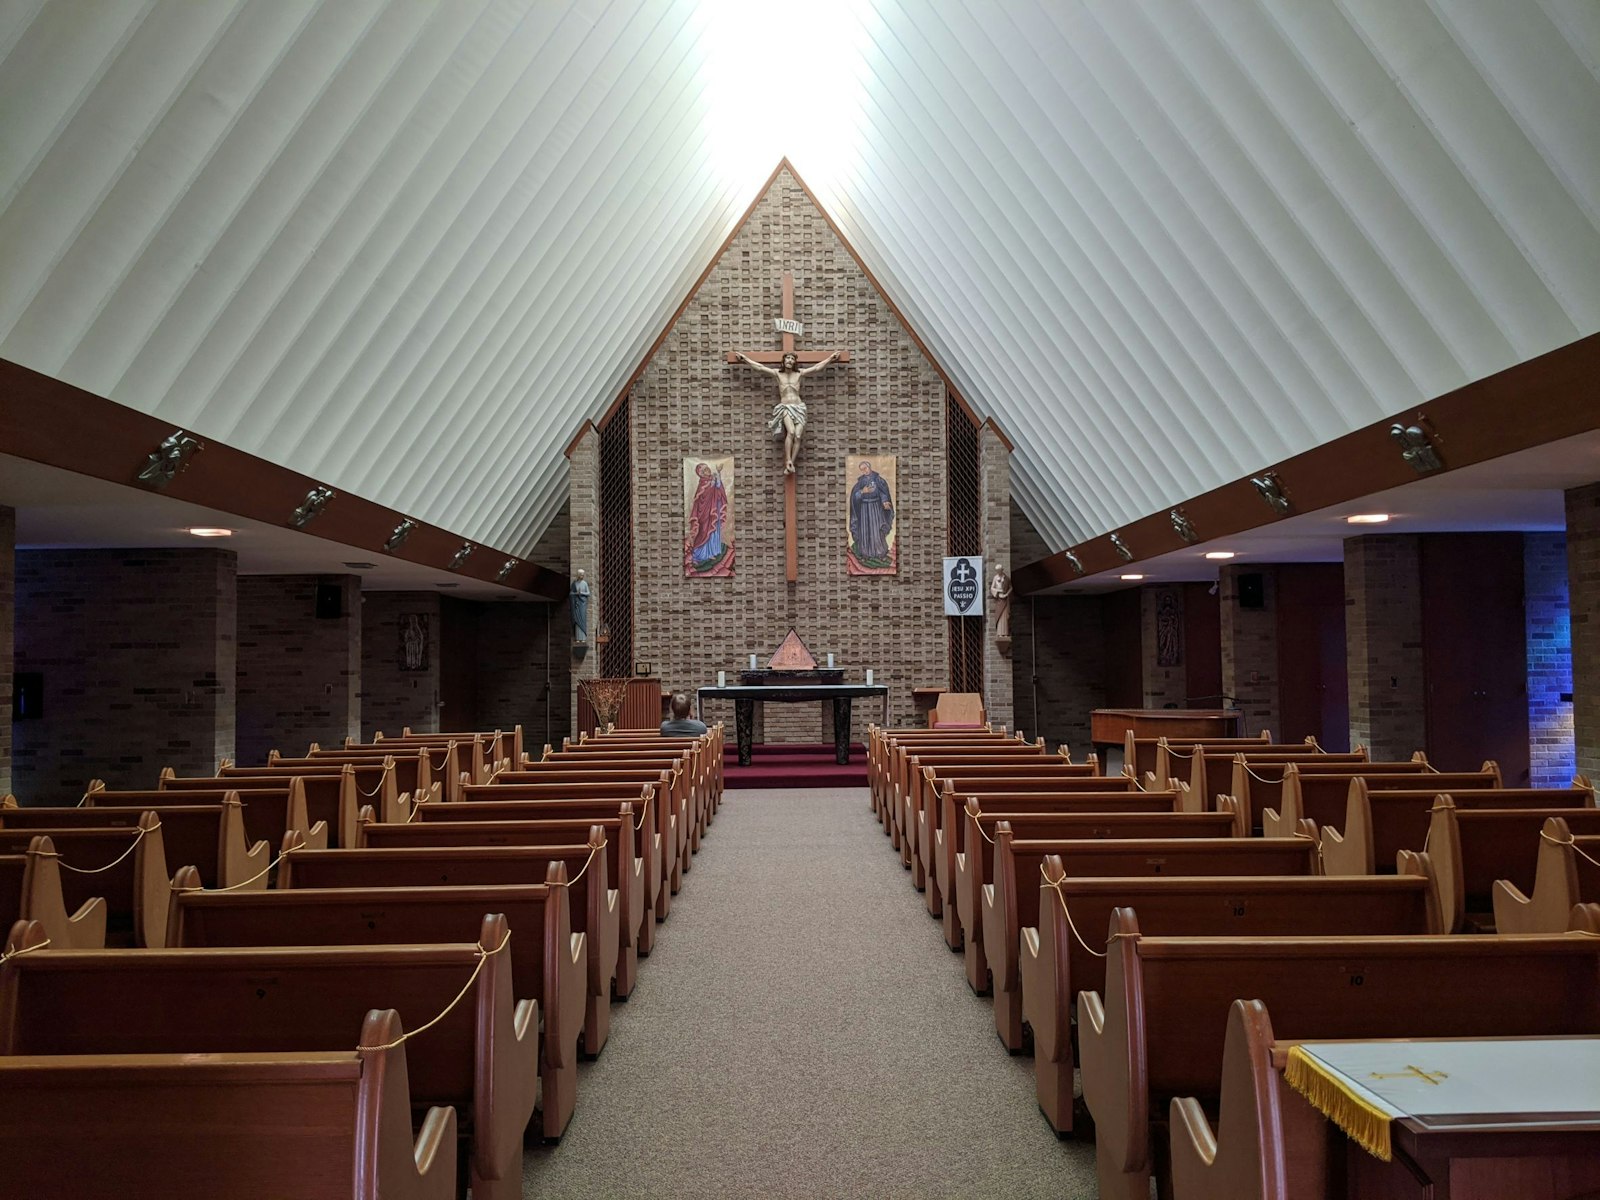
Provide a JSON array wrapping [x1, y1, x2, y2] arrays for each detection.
[[171, 841, 299, 894], [1163, 746, 1195, 760], [359, 930, 513, 1052], [1283, 1044, 1393, 1160], [1241, 762, 1286, 783], [556, 843, 603, 888], [1039, 866, 1109, 959], [966, 805, 997, 844], [634, 788, 654, 831], [0, 936, 51, 964], [1542, 827, 1600, 870], [39, 822, 160, 874], [355, 775, 387, 798]]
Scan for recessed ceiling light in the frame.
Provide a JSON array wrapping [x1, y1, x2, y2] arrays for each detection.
[[1346, 513, 1391, 524], [342, 562, 376, 570], [1120, 573, 1145, 581], [187, 527, 233, 538], [435, 582, 460, 589], [1204, 551, 1236, 560]]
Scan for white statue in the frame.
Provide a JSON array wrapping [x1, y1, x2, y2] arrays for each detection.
[[733, 350, 843, 474], [990, 565, 1013, 639], [570, 569, 590, 642]]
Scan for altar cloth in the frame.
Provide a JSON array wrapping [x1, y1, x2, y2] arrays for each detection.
[[1286, 1037, 1600, 1161]]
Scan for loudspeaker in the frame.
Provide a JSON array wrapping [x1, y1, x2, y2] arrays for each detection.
[[1237, 572, 1265, 610], [315, 582, 344, 619]]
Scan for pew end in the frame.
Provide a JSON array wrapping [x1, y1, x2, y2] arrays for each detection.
[[1493, 817, 1582, 934], [20, 836, 108, 949]]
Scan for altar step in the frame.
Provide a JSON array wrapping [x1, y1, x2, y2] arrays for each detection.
[[723, 742, 868, 790]]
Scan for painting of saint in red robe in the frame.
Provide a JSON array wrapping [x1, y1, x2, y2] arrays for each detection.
[[683, 457, 734, 577], [846, 455, 897, 575]]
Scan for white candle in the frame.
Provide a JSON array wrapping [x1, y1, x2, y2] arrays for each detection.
[[749, 654, 757, 669], [866, 669, 874, 685], [827, 653, 835, 668], [717, 670, 726, 688]]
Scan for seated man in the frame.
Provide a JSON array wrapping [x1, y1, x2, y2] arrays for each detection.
[[660, 691, 708, 737]]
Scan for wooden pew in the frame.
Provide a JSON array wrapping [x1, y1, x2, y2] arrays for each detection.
[[1079, 911, 1600, 1200], [311, 743, 461, 805], [975, 829, 1321, 1051], [892, 742, 1049, 873], [490, 765, 693, 871], [167, 863, 587, 1140], [1260, 762, 1499, 839], [1126, 731, 1273, 788], [0, 996, 457, 1200], [1321, 778, 1597, 875], [1495, 815, 1600, 933], [386, 724, 526, 772], [227, 759, 408, 827], [934, 786, 1190, 944], [0, 912, 533, 1200], [279, 832, 619, 1058], [1408, 797, 1600, 932], [1169, 977, 1600, 1200], [460, 779, 675, 923], [912, 762, 1120, 897], [275, 747, 438, 810], [87, 778, 328, 852], [530, 753, 694, 883], [364, 731, 488, 784], [0, 836, 108, 949], [361, 814, 644, 996], [0, 799, 269, 890], [1021, 862, 1441, 1131], [164, 765, 361, 848], [866, 725, 1009, 820], [871, 728, 1035, 833], [1188, 748, 1369, 814], [0, 811, 167, 947]]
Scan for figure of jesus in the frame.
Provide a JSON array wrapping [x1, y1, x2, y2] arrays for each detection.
[[990, 565, 1013, 639], [733, 350, 842, 473]]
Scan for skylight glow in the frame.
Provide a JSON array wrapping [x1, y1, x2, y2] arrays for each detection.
[[694, 0, 877, 192]]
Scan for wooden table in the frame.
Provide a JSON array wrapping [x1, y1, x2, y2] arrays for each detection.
[[1089, 707, 1243, 757], [1288, 1036, 1600, 1199], [697, 684, 890, 766]]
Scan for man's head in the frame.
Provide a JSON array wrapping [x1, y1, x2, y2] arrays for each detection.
[[782, 352, 798, 371], [670, 692, 692, 719], [859, 461, 872, 475]]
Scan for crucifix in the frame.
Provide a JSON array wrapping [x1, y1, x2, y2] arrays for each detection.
[[727, 271, 850, 583]]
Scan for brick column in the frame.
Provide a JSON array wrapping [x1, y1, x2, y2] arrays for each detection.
[[1524, 532, 1575, 787], [1140, 585, 1188, 709], [237, 575, 361, 762], [1344, 535, 1426, 761], [0, 507, 13, 797], [568, 424, 600, 738], [1219, 565, 1280, 738], [13, 548, 236, 802], [1567, 483, 1600, 780], [978, 420, 1014, 729]]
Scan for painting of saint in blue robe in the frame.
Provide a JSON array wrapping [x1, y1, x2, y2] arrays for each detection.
[[683, 457, 734, 577], [846, 455, 897, 575]]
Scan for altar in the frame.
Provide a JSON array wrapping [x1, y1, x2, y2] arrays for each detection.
[[697, 676, 890, 766]]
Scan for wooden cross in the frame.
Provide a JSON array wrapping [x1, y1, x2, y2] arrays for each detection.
[[726, 271, 851, 583]]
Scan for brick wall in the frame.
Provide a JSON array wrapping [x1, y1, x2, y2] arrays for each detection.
[[979, 423, 1014, 727], [1524, 532, 1575, 787], [1567, 484, 1600, 780], [235, 575, 360, 763], [1220, 565, 1280, 738], [360, 592, 440, 740], [1345, 535, 1427, 761], [12, 548, 236, 803], [624, 168, 950, 742], [0, 506, 13, 796], [1140, 585, 1188, 709]]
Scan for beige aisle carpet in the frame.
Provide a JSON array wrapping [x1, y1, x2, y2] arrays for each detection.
[[524, 786, 1098, 1199]]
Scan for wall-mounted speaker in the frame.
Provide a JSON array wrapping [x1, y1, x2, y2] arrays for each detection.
[[315, 582, 344, 619], [1237, 572, 1266, 610]]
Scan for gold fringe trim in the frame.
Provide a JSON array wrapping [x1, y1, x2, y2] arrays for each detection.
[[1284, 1045, 1394, 1162]]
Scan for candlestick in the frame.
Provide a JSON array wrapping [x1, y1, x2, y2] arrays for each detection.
[[866, 669, 874, 685], [749, 654, 757, 669], [827, 653, 835, 669], [717, 670, 726, 688]]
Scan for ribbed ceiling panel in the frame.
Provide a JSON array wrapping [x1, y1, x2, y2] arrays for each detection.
[[2, 1, 1596, 556]]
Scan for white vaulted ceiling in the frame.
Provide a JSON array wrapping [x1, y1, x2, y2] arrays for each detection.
[[2, 1, 1598, 559]]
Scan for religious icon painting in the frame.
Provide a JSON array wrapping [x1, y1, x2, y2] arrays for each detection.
[[683, 456, 735, 577], [846, 454, 897, 575]]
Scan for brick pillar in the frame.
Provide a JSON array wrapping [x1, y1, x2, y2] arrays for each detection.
[[237, 575, 361, 763], [1344, 535, 1426, 761], [568, 424, 600, 737], [1219, 565, 1280, 738], [1567, 483, 1600, 780], [979, 420, 1014, 729], [0, 506, 13, 797], [1524, 532, 1575, 787], [1140, 585, 1188, 709], [12, 548, 236, 802]]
